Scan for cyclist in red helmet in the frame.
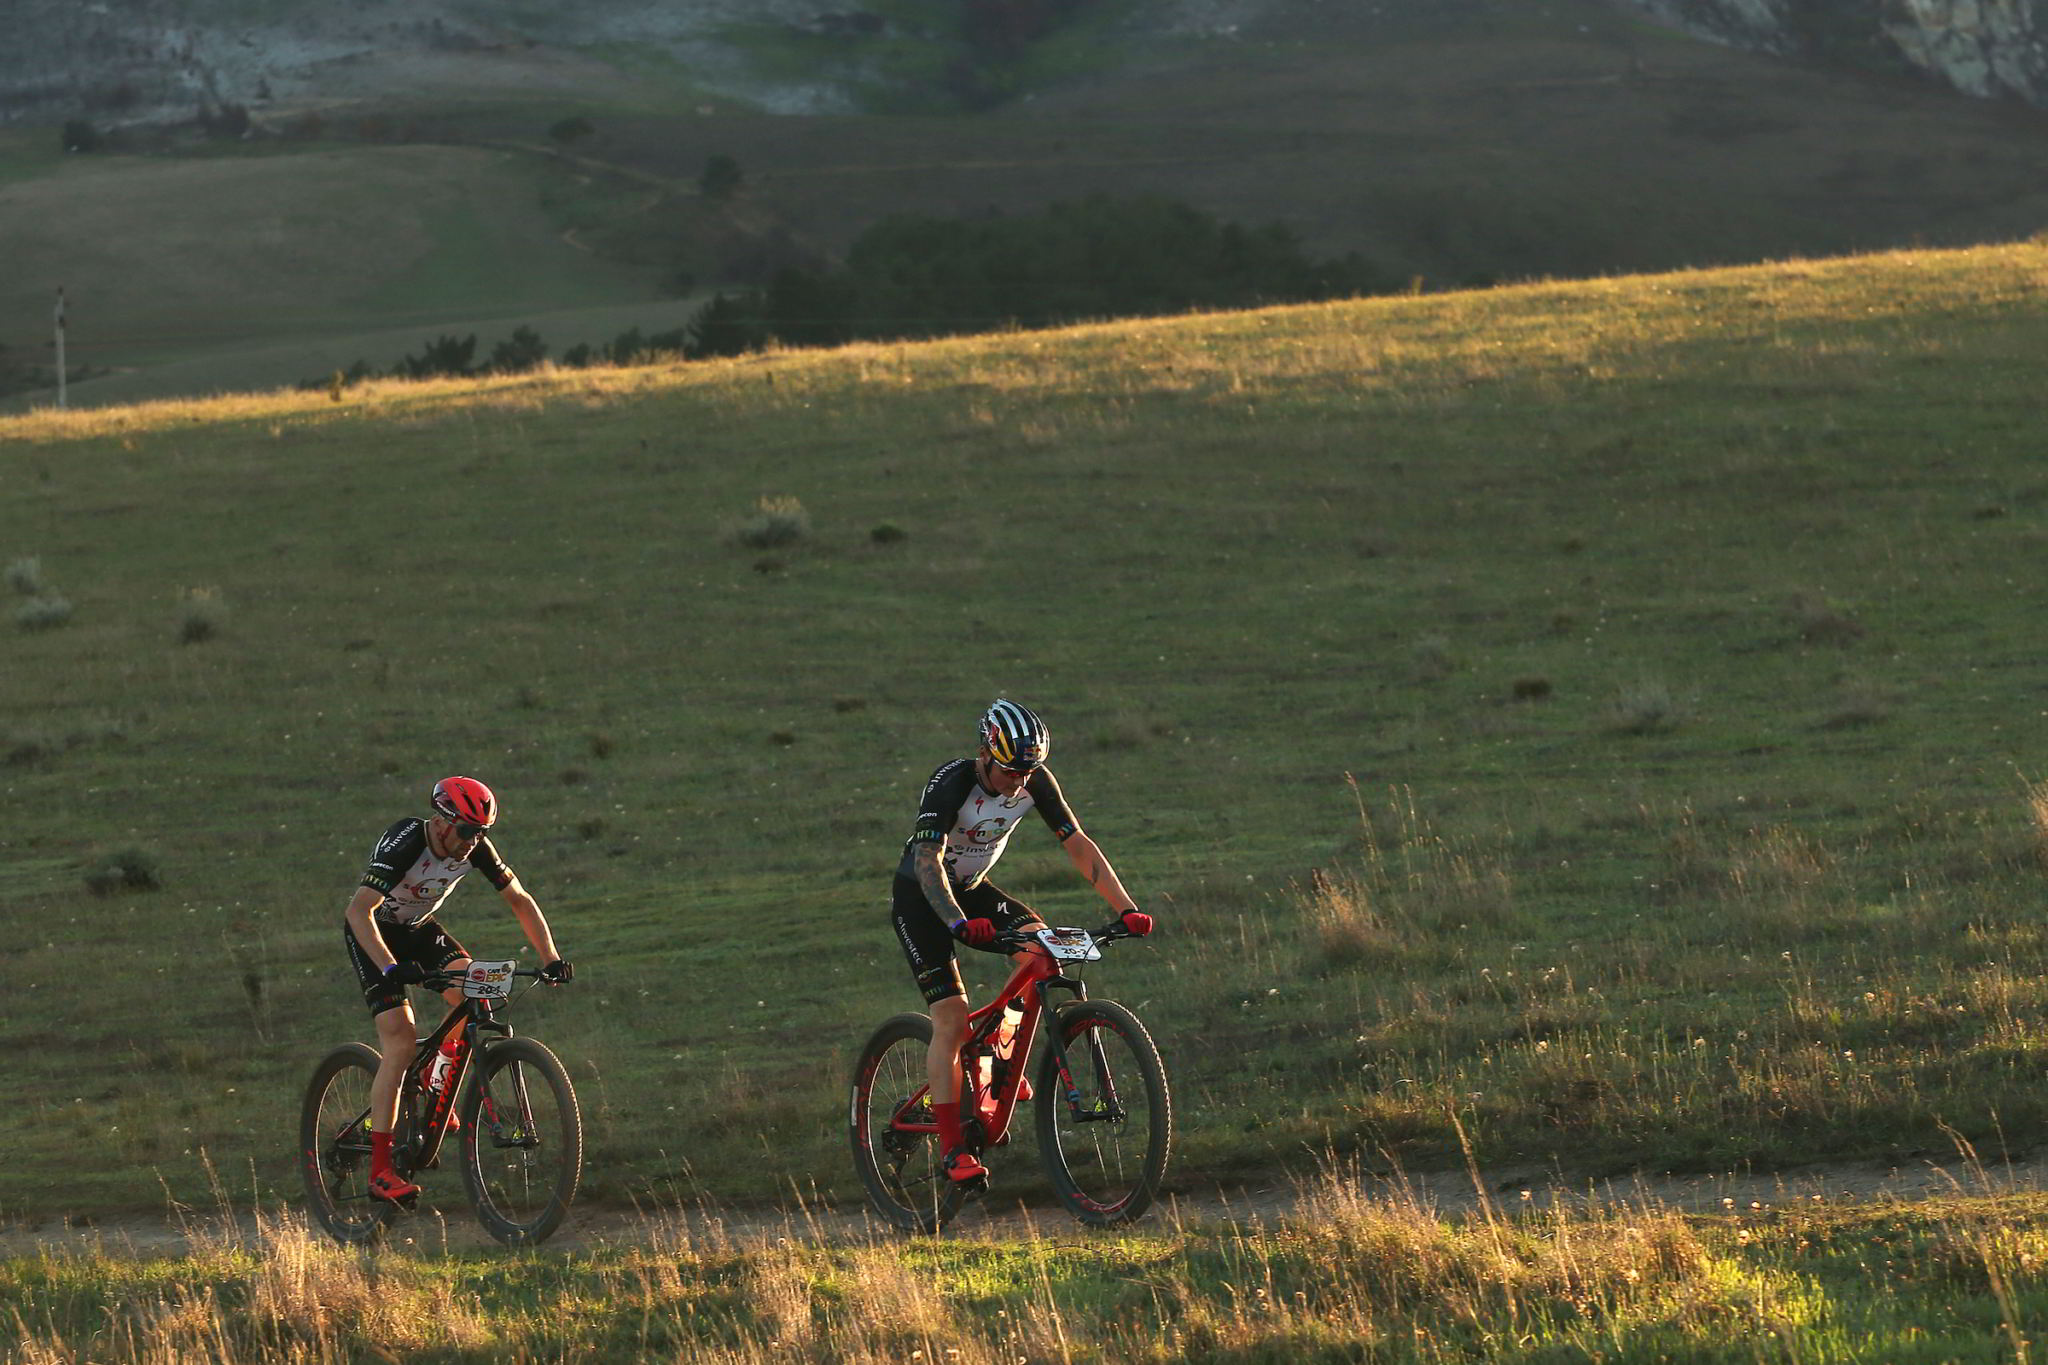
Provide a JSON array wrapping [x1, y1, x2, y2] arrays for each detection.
[[341, 776, 575, 1203], [892, 700, 1153, 1186]]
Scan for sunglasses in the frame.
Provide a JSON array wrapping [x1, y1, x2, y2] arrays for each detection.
[[993, 760, 1041, 777], [450, 819, 490, 839]]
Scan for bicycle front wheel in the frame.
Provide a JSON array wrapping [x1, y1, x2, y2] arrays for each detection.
[[850, 1013, 968, 1234], [1034, 1000, 1171, 1226], [458, 1036, 582, 1246], [299, 1042, 396, 1245]]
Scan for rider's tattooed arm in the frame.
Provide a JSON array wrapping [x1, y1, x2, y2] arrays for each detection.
[[914, 841, 966, 924], [1062, 830, 1137, 914]]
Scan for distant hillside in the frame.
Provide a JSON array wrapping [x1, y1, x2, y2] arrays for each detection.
[[10, 0, 2048, 411]]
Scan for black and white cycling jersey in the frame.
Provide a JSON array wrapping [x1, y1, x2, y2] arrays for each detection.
[[896, 757, 1079, 889], [359, 817, 514, 925]]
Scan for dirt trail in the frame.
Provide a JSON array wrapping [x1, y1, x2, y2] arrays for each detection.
[[8, 1152, 2045, 1259]]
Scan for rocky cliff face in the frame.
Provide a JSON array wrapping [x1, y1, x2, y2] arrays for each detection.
[[0, 0, 839, 123], [1629, 0, 2048, 104], [12, 1, 2048, 126]]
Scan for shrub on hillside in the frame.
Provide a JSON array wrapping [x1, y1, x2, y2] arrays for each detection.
[[731, 496, 812, 549], [84, 847, 160, 896], [4, 729, 59, 767], [6, 557, 44, 597], [488, 326, 548, 374], [61, 120, 100, 153], [16, 594, 72, 632], [1608, 677, 1684, 735], [688, 294, 768, 358], [393, 333, 478, 380], [177, 587, 227, 644]]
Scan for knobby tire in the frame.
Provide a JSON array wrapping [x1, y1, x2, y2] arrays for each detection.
[[458, 1036, 582, 1246], [1034, 999, 1171, 1226], [850, 1012, 968, 1234], [299, 1042, 397, 1245]]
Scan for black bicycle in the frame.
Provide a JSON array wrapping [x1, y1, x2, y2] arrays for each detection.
[[300, 960, 582, 1246]]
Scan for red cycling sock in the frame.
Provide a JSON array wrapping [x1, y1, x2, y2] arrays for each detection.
[[933, 1101, 964, 1153], [370, 1129, 396, 1175]]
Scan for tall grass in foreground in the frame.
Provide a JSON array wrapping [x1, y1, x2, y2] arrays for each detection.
[[8, 1161, 2048, 1363]]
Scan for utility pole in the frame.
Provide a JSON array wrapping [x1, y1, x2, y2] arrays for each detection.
[[53, 287, 67, 409]]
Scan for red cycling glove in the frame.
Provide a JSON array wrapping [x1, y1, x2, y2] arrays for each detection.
[[1119, 909, 1153, 937], [954, 917, 999, 948]]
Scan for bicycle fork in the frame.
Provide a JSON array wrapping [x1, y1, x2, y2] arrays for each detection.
[[1035, 976, 1127, 1124]]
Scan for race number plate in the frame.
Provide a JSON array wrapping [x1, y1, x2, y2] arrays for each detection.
[[462, 959, 517, 1000], [1036, 927, 1102, 962]]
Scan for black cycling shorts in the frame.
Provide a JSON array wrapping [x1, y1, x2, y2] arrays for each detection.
[[344, 918, 468, 1017], [891, 874, 1041, 1004]]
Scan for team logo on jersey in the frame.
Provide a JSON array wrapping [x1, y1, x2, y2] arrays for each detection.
[[965, 818, 1009, 845], [407, 877, 454, 902]]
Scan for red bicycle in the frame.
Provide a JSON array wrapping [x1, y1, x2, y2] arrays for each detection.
[[850, 922, 1171, 1233], [300, 960, 582, 1247]]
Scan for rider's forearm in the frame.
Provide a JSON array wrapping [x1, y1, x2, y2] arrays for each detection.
[[503, 884, 561, 961], [914, 845, 966, 924], [1064, 833, 1136, 913]]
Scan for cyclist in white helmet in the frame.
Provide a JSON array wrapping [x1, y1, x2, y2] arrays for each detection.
[[890, 700, 1153, 1185]]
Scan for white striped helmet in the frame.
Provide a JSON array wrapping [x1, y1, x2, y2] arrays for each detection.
[[980, 699, 1049, 771]]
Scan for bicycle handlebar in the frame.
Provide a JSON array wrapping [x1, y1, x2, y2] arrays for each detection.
[[419, 965, 554, 990], [993, 921, 1138, 950]]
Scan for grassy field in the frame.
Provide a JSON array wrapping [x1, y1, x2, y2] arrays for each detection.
[[7, 238, 2048, 1239], [0, 141, 663, 404], [11, 1166, 2048, 1362]]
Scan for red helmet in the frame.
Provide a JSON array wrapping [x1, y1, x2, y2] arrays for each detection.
[[431, 776, 497, 828]]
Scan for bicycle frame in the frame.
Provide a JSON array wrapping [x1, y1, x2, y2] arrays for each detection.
[[888, 931, 1112, 1149], [402, 994, 514, 1171]]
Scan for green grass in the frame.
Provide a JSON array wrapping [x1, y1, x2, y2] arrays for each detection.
[[0, 128, 64, 186], [0, 141, 651, 393], [10, 1171, 2048, 1362], [6, 243, 2048, 1228]]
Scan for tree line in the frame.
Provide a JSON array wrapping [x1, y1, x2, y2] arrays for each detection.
[[313, 194, 1394, 387]]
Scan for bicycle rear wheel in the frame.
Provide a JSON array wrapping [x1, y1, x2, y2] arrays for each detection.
[[458, 1036, 582, 1246], [1034, 1000, 1171, 1226], [850, 1013, 969, 1234], [299, 1043, 396, 1245]]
